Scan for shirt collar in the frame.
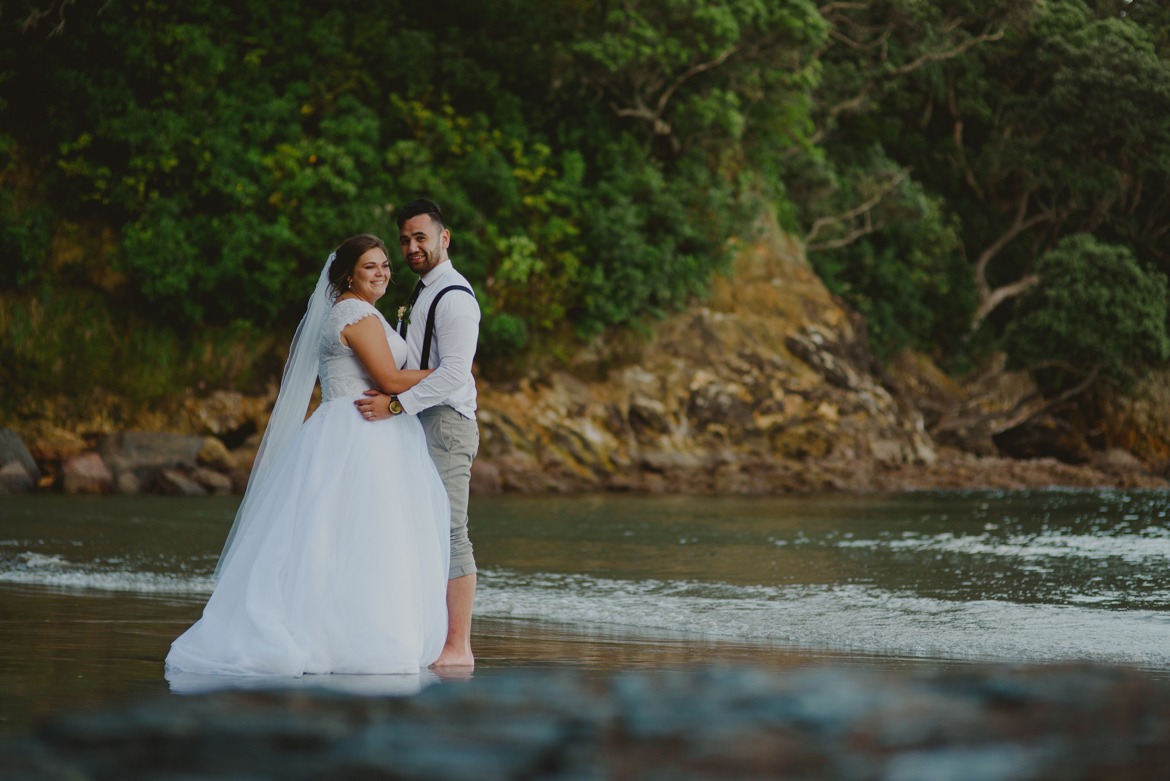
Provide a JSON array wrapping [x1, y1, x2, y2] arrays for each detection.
[[420, 259, 454, 287]]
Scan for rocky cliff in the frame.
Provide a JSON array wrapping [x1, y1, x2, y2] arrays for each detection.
[[467, 221, 1168, 494], [471, 222, 936, 494]]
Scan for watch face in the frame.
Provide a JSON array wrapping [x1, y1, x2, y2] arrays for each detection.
[[390, 400, 403, 414]]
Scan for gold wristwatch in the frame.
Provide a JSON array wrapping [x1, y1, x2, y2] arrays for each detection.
[[388, 396, 404, 415]]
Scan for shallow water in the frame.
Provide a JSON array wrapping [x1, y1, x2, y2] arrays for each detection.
[[1, 490, 1169, 732]]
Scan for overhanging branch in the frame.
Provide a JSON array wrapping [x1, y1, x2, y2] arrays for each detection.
[[890, 25, 1006, 76], [988, 363, 1103, 435], [804, 169, 909, 248], [608, 45, 739, 138], [972, 188, 1044, 298], [970, 274, 1040, 332], [813, 22, 1007, 143], [807, 215, 886, 252]]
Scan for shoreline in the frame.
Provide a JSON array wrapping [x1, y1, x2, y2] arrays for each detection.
[[3, 420, 1166, 498], [476, 446, 1170, 495]]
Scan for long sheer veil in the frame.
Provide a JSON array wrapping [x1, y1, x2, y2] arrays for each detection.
[[215, 253, 336, 579]]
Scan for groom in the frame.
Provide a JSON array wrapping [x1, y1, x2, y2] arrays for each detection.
[[356, 198, 481, 669]]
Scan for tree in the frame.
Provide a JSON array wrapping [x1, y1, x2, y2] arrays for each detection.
[[800, 0, 1170, 362], [1003, 234, 1170, 381], [786, 0, 1025, 355], [868, 2, 1170, 331]]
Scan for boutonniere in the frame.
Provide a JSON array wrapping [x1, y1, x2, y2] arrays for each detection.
[[397, 305, 411, 325]]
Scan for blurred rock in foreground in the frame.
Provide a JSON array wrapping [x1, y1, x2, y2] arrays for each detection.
[[4, 665, 1170, 780]]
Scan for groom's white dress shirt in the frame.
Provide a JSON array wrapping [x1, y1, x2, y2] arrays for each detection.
[[395, 260, 480, 420]]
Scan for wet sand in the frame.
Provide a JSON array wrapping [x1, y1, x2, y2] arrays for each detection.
[[0, 583, 982, 736]]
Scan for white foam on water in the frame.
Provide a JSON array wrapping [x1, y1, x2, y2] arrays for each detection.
[[6, 551, 1170, 667], [0, 552, 215, 594], [16, 552, 73, 568], [837, 530, 1170, 562], [476, 571, 1170, 667]]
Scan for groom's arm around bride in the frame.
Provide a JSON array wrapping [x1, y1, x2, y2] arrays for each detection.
[[356, 198, 481, 669]]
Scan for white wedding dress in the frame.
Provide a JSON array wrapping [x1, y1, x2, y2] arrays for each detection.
[[166, 298, 451, 676]]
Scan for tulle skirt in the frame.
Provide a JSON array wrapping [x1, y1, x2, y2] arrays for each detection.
[[165, 397, 451, 676]]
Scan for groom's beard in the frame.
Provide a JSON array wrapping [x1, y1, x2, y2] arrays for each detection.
[[406, 249, 441, 276]]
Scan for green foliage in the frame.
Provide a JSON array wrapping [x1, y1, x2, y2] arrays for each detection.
[[788, 0, 1170, 366], [807, 168, 974, 358], [0, 0, 826, 378], [3, 0, 1170, 396], [383, 94, 587, 353], [1003, 235, 1170, 374], [784, 0, 1030, 356], [0, 136, 55, 287], [0, 288, 280, 413]]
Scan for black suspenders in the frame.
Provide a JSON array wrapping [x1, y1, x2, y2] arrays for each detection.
[[416, 285, 475, 370]]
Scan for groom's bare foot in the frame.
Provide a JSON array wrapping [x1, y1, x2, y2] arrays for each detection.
[[433, 574, 476, 669], [431, 643, 475, 669]]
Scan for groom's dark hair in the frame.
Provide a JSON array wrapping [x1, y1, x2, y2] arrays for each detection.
[[396, 198, 446, 232]]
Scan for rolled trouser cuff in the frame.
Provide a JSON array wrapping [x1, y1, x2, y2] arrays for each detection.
[[448, 557, 477, 580]]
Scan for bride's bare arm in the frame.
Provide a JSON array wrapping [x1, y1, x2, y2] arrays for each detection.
[[341, 317, 433, 394]]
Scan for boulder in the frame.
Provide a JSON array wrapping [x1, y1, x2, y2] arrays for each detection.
[[152, 469, 207, 496], [1089, 448, 1144, 477], [0, 428, 39, 493], [100, 432, 205, 489], [62, 453, 113, 494], [17, 422, 88, 463], [196, 436, 234, 472], [191, 468, 233, 495], [116, 471, 142, 495], [0, 461, 35, 494], [180, 390, 272, 438]]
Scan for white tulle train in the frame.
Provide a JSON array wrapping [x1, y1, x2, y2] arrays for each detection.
[[166, 397, 451, 676]]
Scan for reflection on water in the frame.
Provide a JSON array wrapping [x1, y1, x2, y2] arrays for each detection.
[[165, 668, 440, 697], [2, 490, 1169, 732]]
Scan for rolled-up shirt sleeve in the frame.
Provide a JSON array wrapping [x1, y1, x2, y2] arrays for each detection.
[[397, 293, 480, 415]]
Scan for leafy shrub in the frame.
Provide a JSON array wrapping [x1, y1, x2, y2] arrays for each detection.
[[1003, 235, 1170, 374]]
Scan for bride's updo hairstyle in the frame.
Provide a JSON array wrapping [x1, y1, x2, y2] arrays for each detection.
[[328, 234, 390, 299]]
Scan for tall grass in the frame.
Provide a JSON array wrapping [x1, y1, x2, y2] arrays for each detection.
[[0, 288, 284, 420]]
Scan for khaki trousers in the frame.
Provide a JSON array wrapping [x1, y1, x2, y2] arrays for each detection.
[[418, 405, 479, 579]]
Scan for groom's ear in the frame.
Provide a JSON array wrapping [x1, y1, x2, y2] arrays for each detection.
[[441, 228, 450, 250]]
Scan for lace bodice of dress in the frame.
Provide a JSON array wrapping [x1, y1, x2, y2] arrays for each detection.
[[318, 299, 407, 403]]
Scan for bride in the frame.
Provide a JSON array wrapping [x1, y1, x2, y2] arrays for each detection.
[[166, 235, 451, 676]]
